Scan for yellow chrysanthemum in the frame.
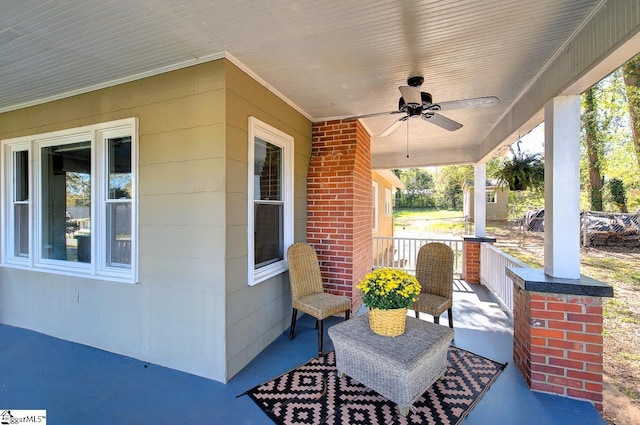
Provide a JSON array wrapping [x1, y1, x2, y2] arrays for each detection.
[[356, 268, 421, 310]]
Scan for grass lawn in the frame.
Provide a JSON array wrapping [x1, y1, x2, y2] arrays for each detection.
[[394, 208, 466, 236], [394, 208, 464, 220]]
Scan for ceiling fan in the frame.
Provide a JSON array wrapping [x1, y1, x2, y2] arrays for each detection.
[[357, 76, 499, 137]]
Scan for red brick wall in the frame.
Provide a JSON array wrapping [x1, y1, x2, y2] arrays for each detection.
[[309, 119, 372, 311], [463, 241, 481, 283], [513, 290, 605, 411]]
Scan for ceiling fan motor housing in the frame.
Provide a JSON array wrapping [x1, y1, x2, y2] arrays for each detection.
[[407, 76, 424, 87]]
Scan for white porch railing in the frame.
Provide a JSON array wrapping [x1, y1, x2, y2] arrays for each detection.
[[372, 236, 463, 276], [480, 242, 528, 316]]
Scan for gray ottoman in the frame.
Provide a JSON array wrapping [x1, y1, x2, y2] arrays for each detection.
[[328, 314, 454, 416]]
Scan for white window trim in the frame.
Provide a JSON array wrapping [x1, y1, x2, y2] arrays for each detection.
[[1, 118, 138, 283], [486, 189, 497, 203], [247, 116, 294, 286], [384, 187, 392, 216], [372, 181, 379, 233]]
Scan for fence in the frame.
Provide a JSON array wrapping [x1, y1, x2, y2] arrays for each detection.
[[518, 209, 640, 249], [480, 243, 528, 316], [372, 236, 463, 276], [581, 210, 640, 248]]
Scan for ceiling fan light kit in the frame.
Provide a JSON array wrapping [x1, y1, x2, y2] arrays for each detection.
[[398, 90, 433, 115]]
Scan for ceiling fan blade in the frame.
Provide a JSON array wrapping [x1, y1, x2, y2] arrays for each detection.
[[399, 86, 422, 106], [352, 110, 404, 120], [435, 96, 500, 111], [380, 116, 408, 137], [421, 112, 463, 131]]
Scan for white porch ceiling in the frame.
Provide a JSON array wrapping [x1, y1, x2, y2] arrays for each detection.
[[1, 0, 639, 168]]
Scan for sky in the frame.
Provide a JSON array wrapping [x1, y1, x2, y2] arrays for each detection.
[[514, 123, 544, 154], [512, 122, 545, 155]]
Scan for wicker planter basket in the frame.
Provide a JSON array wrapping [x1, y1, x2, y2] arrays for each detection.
[[368, 307, 408, 337]]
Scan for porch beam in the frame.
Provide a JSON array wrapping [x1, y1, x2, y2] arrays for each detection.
[[478, 0, 640, 162], [371, 145, 478, 169]]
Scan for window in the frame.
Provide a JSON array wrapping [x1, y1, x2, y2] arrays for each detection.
[[384, 187, 392, 216], [106, 136, 133, 268], [372, 182, 379, 232], [2, 118, 137, 283], [248, 117, 293, 285], [486, 189, 497, 203], [12, 148, 29, 258]]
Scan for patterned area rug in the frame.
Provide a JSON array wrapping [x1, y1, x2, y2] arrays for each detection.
[[242, 346, 507, 425]]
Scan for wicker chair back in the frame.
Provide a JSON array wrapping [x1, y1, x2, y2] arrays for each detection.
[[287, 242, 325, 301], [416, 242, 454, 299], [412, 242, 455, 328]]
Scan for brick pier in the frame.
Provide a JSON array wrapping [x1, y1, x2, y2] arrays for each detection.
[[462, 237, 496, 284], [507, 268, 613, 411], [308, 119, 372, 311]]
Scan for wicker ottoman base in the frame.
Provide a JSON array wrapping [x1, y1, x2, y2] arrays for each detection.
[[328, 314, 454, 416]]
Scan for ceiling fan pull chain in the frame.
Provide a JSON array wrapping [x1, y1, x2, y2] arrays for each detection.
[[406, 118, 410, 158]]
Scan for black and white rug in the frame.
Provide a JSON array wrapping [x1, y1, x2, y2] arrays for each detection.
[[242, 346, 507, 425]]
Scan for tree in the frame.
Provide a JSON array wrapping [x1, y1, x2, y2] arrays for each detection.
[[601, 68, 640, 211], [582, 85, 604, 211], [66, 172, 91, 207], [605, 139, 640, 210], [402, 168, 434, 193], [395, 168, 436, 208], [577, 70, 638, 211], [608, 178, 628, 213], [431, 160, 501, 212], [434, 165, 473, 210], [622, 53, 640, 170]]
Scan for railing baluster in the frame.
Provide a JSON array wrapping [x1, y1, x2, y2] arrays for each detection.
[[372, 236, 464, 277], [478, 242, 528, 316]]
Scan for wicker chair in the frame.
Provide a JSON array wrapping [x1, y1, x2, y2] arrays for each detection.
[[412, 242, 454, 328], [286, 242, 351, 356]]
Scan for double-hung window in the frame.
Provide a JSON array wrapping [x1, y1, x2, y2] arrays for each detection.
[[1, 118, 137, 283], [10, 145, 30, 259], [248, 117, 293, 285]]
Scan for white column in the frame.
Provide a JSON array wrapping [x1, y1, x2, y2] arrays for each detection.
[[474, 163, 486, 238], [544, 96, 581, 279]]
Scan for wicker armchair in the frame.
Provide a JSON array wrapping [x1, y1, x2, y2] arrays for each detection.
[[287, 242, 351, 356], [412, 242, 454, 328]]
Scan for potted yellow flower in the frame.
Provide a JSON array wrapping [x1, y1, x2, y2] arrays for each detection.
[[356, 268, 421, 336]]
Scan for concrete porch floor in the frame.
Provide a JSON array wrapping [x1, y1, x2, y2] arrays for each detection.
[[0, 281, 606, 424]]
